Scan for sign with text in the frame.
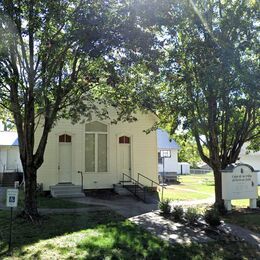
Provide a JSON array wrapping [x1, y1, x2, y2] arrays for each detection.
[[222, 165, 257, 200], [6, 189, 19, 208]]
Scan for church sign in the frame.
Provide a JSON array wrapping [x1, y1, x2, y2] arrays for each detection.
[[222, 164, 258, 211]]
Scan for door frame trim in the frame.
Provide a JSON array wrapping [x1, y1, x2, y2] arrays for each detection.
[[55, 131, 75, 184], [116, 133, 133, 181]]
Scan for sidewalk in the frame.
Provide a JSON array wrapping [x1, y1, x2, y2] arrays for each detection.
[[130, 211, 260, 249], [219, 222, 260, 250], [129, 211, 213, 244]]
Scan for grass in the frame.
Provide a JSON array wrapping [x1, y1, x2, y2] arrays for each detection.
[[2, 190, 91, 209], [160, 173, 215, 201], [160, 173, 260, 208], [0, 210, 259, 259]]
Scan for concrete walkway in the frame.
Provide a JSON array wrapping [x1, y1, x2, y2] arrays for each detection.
[[70, 195, 158, 218], [219, 222, 260, 250], [129, 211, 213, 244], [170, 197, 215, 207]]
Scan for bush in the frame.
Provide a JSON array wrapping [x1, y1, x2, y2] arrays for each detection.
[[257, 197, 260, 208], [204, 207, 221, 227], [171, 205, 184, 221], [158, 199, 171, 215], [185, 207, 200, 225]]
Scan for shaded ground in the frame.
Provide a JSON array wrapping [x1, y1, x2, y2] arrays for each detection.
[[0, 187, 97, 209], [129, 211, 212, 244], [0, 210, 259, 259], [70, 195, 158, 218]]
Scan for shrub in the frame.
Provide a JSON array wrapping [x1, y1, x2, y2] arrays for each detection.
[[158, 199, 171, 215], [185, 207, 200, 225], [171, 205, 184, 221], [204, 207, 221, 227]]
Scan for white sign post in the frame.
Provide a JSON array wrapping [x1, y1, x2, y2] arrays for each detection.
[[222, 164, 258, 211], [6, 188, 19, 252]]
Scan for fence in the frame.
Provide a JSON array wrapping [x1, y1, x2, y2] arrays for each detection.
[[190, 168, 212, 174]]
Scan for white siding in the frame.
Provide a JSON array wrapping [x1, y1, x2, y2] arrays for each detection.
[[36, 111, 158, 190], [158, 149, 178, 173], [0, 146, 22, 172]]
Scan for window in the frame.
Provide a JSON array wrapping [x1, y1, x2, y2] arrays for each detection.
[[59, 134, 71, 143], [85, 121, 108, 172], [119, 136, 130, 144]]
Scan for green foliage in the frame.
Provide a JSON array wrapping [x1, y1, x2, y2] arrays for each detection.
[[171, 205, 184, 222], [204, 207, 221, 227], [126, 0, 260, 205], [172, 132, 206, 167], [0, 0, 159, 214], [185, 207, 200, 225], [158, 199, 171, 215]]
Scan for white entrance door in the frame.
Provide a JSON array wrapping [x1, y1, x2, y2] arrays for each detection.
[[118, 136, 131, 178], [119, 144, 131, 176], [59, 142, 72, 183]]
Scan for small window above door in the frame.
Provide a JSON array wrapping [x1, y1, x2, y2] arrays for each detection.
[[59, 134, 72, 143], [119, 136, 130, 144]]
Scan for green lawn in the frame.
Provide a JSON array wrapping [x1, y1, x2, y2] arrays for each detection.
[[160, 173, 215, 201], [14, 190, 90, 209], [0, 210, 259, 259], [161, 173, 260, 208]]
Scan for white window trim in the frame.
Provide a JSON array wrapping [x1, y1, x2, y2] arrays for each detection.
[[85, 129, 108, 173]]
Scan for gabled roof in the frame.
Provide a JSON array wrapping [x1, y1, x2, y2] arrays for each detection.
[[224, 163, 255, 172], [157, 129, 180, 150], [0, 131, 19, 146]]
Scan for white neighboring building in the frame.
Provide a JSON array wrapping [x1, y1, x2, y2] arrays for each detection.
[[157, 129, 180, 173], [237, 145, 260, 185], [0, 131, 23, 173]]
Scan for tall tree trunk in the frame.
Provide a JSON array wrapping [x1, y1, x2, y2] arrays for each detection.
[[213, 168, 224, 207], [23, 165, 39, 218]]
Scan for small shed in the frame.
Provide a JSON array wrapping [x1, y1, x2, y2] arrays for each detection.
[[221, 163, 258, 210], [177, 162, 190, 175]]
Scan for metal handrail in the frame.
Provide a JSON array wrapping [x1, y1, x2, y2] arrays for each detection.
[[77, 171, 83, 192], [137, 172, 166, 200], [122, 173, 146, 201]]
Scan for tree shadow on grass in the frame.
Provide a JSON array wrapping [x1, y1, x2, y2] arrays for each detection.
[[0, 210, 123, 257], [77, 221, 259, 260], [0, 210, 258, 259]]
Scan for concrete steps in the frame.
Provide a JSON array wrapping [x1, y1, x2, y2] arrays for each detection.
[[113, 184, 132, 195], [50, 183, 85, 198], [120, 183, 159, 204]]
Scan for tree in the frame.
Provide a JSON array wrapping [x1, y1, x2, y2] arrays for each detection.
[[173, 133, 204, 168], [157, 0, 260, 207], [0, 0, 157, 218], [122, 0, 259, 207]]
